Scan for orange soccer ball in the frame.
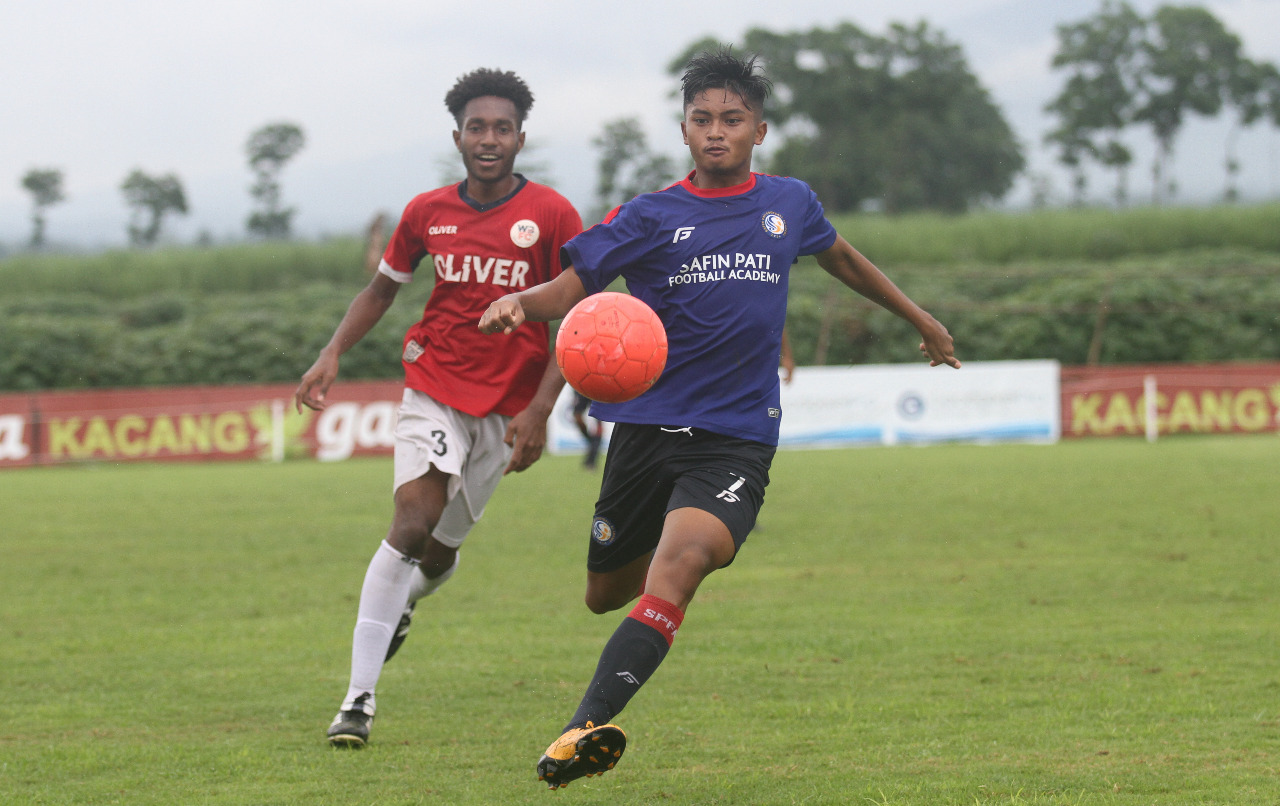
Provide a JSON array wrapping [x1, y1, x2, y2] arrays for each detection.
[[556, 292, 668, 403]]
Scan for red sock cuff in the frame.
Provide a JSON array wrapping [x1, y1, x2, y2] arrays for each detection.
[[628, 594, 685, 647]]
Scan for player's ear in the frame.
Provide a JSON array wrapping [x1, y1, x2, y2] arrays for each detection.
[[453, 129, 463, 152], [680, 120, 689, 145], [754, 119, 767, 146], [516, 130, 526, 153]]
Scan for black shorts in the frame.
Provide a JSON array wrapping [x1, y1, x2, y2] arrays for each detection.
[[587, 423, 775, 573]]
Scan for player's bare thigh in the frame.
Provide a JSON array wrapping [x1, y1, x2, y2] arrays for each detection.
[[582, 507, 734, 614]]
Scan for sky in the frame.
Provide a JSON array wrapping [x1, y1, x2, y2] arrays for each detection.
[[2, 0, 1279, 249]]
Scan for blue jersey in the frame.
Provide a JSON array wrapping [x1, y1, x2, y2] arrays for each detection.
[[562, 172, 838, 445]]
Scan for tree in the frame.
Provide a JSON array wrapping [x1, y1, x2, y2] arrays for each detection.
[[120, 169, 188, 247], [672, 22, 1023, 214], [20, 167, 66, 249], [591, 118, 677, 222], [1136, 5, 1243, 204], [245, 122, 305, 239], [1221, 58, 1280, 201], [1044, 0, 1145, 206]]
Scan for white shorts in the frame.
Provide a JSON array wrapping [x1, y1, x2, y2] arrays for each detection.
[[393, 389, 513, 549]]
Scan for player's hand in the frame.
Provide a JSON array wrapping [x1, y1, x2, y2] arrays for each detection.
[[780, 356, 796, 384], [503, 407, 548, 474], [918, 319, 961, 369], [294, 352, 339, 412], [479, 296, 526, 335]]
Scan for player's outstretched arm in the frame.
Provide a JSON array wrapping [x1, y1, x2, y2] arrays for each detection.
[[294, 272, 401, 412], [815, 235, 960, 369], [479, 268, 587, 334]]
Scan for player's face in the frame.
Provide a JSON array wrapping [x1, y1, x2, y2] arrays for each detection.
[[681, 89, 767, 188], [453, 96, 525, 195]]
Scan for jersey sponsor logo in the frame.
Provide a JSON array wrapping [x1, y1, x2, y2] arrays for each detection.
[[591, 517, 617, 546], [669, 252, 780, 287], [761, 211, 787, 238], [428, 225, 458, 236], [672, 226, 695, 243], [431, 253, 531, 287], [403, 339, 425, 364], [510, 219, 540, 248], [768, 407, 781, 419], [716, 474, 747, 503]]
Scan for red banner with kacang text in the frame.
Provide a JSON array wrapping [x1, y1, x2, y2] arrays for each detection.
[[0, 381, 405, 468], [1061, 362, 1280, 438]]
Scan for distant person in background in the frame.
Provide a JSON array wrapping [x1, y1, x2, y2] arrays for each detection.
[[295, 67, 582, 749], [571, 390, 604, 469], [480, 47, 958, 788], [779, 326, 795, 384]]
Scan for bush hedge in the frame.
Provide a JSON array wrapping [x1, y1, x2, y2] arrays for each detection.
[[2, 208, 1278, 392]]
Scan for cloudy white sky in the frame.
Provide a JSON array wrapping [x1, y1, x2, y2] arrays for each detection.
[[2, 0, 1279, 248]]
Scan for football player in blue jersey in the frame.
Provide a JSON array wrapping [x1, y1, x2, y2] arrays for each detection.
[[480, 47, 959, 788]]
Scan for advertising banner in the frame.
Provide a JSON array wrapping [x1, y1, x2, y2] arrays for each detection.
[[0, 381, 404, 468], [776, 360, 1060, 447], [549, 360, 1061, 453], [1061, 363, 1280, 438], [10, 359, 1274, 468]]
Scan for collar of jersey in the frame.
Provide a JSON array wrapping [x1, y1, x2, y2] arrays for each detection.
[[457, 174, 528, 213], [679, 170, 757, 198]]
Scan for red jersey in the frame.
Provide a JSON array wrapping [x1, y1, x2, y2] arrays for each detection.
[[380, 177, 582, 418]]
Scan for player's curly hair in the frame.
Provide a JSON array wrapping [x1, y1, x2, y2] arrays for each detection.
[[444, 68, 535, 128], [681, 46, 772, 114]]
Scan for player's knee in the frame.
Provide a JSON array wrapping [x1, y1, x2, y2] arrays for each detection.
[[386, 520, 434, 559], [584, 586, 631, 615], [421, 539, 457, 578]]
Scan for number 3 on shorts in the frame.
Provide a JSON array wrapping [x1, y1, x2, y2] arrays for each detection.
[[431, 429, 448, 457]]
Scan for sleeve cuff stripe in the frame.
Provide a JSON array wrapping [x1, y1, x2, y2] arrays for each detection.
[[379, 259, 413, 283]]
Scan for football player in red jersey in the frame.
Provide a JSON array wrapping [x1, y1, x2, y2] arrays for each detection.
[[295, 68, 582, 748]]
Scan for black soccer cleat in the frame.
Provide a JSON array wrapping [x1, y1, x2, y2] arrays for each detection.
[[384, 603, 415, 662], [327, 693, 373, 748], [536, 722, 627, 789]]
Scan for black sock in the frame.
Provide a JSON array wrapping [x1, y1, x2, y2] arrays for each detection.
[[566, 594, 684, 730]]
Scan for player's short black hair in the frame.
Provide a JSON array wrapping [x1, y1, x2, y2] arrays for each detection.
[[680, 47, 772, 115], [444, 68, 535, 128]]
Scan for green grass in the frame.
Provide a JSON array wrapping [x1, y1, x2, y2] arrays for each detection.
[[3, 437, 1279, 804]]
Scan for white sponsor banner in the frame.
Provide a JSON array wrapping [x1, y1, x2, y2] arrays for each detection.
[[778, 360, 1060, 447], [548, 390, 614, 455], [549, 360, 1060, 453]]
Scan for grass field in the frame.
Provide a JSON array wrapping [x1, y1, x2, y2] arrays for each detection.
[[3, 436, 1278, 805]]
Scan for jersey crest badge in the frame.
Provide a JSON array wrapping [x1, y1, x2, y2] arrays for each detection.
[[591, 517, 617, 546], [761, 211, 787, 239], [510, 219, 540, 248], [403, 339, 425, 364]]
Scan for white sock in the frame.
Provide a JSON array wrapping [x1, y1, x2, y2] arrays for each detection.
[[406, 551, 460, 604], [342, 540, 416, 714]]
